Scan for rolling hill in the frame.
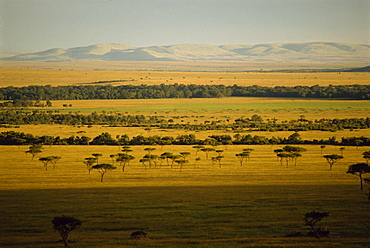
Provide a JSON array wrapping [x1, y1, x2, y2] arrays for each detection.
[[2, 42, 369, 63]]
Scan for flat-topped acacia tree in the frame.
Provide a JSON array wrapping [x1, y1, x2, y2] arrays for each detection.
[[50, 156, 61, 169], [192, 145, 205, 156], [116, 153, 135, 171], [323, 154, 343, 170], [236, 152, 250, 166], [25, 144, 43, 161], [363, 151, 370, 165], [91, 153, 102, 164], [346, 163, 370, 190], [201, 147, 215, 159], [91, 163, 116, 182], [84, 157, 97, 174], [39, 156, 53, 171]]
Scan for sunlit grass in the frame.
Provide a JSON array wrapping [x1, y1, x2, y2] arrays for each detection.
[[0, 66, 369, 87], [0, 144, 369, 247]]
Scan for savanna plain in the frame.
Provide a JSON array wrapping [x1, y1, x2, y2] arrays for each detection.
[[0, 62, 369, 247]]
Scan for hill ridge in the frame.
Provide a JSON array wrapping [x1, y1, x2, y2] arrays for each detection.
[[2, 42, 369, 63]]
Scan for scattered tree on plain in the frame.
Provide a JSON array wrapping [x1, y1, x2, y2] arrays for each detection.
[[236, 152, 250, 166], [323, 154, 343, 170], [50, 156, 61, 169], [52, 215, 81, 247], [194, 157, 201, 168], [201, 147, 215, 159], [139, 158, 150, 170], [91, 153, 102, 164], [84, 157, 97, 174], [175, 159, 188, 172], [160, 152, 173, 167], [346, 163, 370, 190], [180, 152, 191, 160], [363, 151, 370, 165], [91, 163, 116, 182], [25, 144, 43, 161], [192, 145, 205, 156], [39, 156, 53, 170], [215, 155, 224, 168], [303, 211, 329, 239], [116, 153, 135, 171], [320, 145, 326, 156]]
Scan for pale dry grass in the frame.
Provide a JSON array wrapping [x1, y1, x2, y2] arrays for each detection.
[[0, 67, 369, 87], [0, 144, 367, 190]]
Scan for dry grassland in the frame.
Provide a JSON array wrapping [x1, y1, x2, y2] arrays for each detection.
[[0, 67, 369, 87], [25, 97, 370, 118], [2, 61, 368, 71], [0, 63, 369, 247], [0, 144, 369, 247]]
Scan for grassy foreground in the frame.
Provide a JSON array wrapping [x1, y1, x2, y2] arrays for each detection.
[[0, 144, 369, 247]]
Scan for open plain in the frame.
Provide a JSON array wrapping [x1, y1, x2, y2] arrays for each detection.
[[0, 63, 369, 247]]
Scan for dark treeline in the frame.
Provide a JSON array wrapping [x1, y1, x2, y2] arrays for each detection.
[[1, 111, 370, 132], [1, 130, 369, 147], [0, 84, 369, 100]]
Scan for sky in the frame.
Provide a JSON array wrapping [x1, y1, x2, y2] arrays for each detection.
[[1, 0, 369, 53]]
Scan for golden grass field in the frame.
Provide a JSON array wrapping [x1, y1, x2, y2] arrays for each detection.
[[0, 64, 369, 247], [0, 144, 369, 247], [0, 65, 369, 87]]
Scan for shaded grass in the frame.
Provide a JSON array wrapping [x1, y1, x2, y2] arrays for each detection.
[[0, 144, 369, 247], [0, 185, 369, 247]]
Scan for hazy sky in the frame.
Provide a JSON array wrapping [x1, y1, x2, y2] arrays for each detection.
[[1, 0, 369, 53]]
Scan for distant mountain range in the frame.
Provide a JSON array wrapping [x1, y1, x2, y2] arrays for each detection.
[[2, 42, 369, 63]]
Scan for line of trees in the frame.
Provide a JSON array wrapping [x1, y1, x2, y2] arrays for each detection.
[[1, 130, 369, 146], [1, 111, 369, 132], [0, 84, 369, 100]]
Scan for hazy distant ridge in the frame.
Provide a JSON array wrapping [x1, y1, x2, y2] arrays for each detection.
[[2, 42, 369, 63]]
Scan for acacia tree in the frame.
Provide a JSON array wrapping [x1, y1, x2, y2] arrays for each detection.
[[194, 157, 201, 168], [91, 153, 102, 164], [143, 154, 158, 168], [160, 152, 173, 167], [109, 154, 117, 164], [84, 157, 97, 174], [303, 211, 329, 239], [215, 150, 224, 156], [363, 151, 370, 165], [144, 147, 156, 154], [168, 154, 182, 168], [39, 156, 53, 170], [277, 152, 290, 167], [192, 145, 205, 156], [180, 152, 191, 160], [52, 215, 81, 247], [339, 147, 345, 156], [273, 149, 284, 161], [116, 153, 135, 171], [215, 155, 224, 168], [282, 146, 306, 166], [346, 163, 370, 190], [175, 159, 188, 172], [50, 156, 61, 169], [121, 146, 133, 154], [25, 144, 43, 161], [201, 147, 215, 159], [323, 154, 343, 170], [236, 152, 250, 166], [320, 145, 326, 156], [139, 158, 150, 170], [91, 163, 116, 182]]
